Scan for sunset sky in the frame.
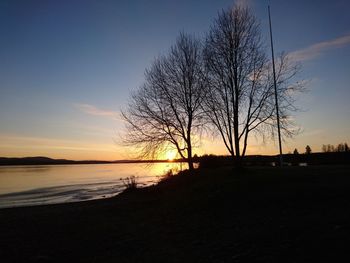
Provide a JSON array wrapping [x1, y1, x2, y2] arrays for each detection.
[[0, 0, 349, 160]]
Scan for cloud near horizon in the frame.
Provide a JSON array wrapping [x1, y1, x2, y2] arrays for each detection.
[[0, 134, 119, 152], [75, 103, 122, 121], [289, 34, 350, 61], [0, 133, 125, 160]]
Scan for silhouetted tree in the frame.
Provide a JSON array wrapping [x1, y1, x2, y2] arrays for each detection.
[[336, 142, 350, 152], [322, 144, 327, 153], [337, 143, 344, 152], [122, 33, 206, 171], [293, 148, 299, 155], [322, 143, 349, 153], [305, 145, 312, 154], [203, 4, 303, 165], [323, 144, 334, 152]]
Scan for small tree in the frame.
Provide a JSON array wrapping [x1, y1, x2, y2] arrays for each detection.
[[122, 33, 206, 171], [305, 145, 312, 154], [322, 144, 327, 152], [293, 148, 299, 155], [336, 143, 344, 152]]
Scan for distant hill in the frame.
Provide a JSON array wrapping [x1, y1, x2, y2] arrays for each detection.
[[0, 157, 113, 166], [4, 152, 348, 166], [0, 156, 175, 166]]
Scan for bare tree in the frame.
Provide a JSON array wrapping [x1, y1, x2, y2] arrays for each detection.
[[203, 5, 303, 165], [122, 33, 206, 170], [323, 144, 335, 152]]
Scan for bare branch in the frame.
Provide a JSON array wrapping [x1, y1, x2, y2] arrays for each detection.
[[122, 33, 206, 170]]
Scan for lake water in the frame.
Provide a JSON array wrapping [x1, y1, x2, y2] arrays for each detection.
[[0, 162, 184, 209]]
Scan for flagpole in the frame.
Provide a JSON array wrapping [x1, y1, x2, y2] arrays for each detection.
[[268, 5, 283, 166]]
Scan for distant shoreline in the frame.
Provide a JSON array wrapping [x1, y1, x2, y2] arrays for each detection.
[[1, 151, 349, 166], [0, 156, 183, 166]]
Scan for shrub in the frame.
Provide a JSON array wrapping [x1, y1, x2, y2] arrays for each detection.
[[158, 169, 174, 183], [121, 176, 138, 191]]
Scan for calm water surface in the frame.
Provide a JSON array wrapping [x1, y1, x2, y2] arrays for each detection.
[[0, 162, 184, 208]]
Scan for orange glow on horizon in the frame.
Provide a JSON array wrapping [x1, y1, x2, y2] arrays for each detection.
[[1, 133, 332, 161]]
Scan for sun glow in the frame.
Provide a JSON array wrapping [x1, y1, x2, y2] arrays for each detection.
[[164, 150, 177, 161]]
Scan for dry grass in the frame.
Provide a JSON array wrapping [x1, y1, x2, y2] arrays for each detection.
[[120, 176, 138, 191]]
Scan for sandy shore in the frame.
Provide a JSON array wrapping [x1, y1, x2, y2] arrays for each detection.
[[1, 165, 349, 262]]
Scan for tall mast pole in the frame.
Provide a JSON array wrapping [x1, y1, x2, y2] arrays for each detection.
[[268, 5, 283, 166]]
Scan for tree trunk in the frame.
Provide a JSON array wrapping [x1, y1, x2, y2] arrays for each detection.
[[242, 128, 249, 157], [187, 145, 194, 171], [188, 159, 194, 171], [233, 99, 241, 167]]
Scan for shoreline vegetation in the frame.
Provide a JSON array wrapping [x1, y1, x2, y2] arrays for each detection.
[[1, 165, 350, 262]]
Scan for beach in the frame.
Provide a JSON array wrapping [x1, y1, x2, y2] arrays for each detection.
[[1, 165, 349, 262]]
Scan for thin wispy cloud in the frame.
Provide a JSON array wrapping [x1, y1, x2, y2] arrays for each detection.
[[302, 129, 324, 137], [289, 34, 350, 61], [75, 103, 122, 121], [0, 134, 117, 152], [235, 0, 252, 8]]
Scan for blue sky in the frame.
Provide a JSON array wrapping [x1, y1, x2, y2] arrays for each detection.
[[0, 0, 349, 159]]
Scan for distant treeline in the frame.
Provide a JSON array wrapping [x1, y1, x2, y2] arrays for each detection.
[[0, 157, 111, 166], [2, 152, 349, 167], [0, 157, 174, 166], [321, 143, 349, 153], [197, 152, 350, 168]]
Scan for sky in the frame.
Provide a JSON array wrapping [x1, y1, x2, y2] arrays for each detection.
[[0, 0, 349, 160]]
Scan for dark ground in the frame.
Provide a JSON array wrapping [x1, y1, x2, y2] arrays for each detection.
[[0, 165, 349, 262]]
